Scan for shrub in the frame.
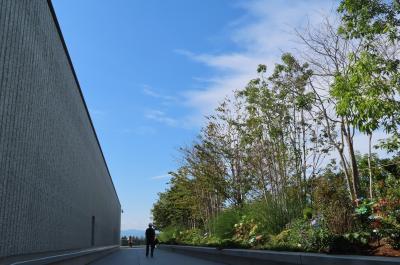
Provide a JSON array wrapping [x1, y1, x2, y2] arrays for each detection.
[[203, 235, 222, 247], [312, 176, 354, 235], [232, 215, 264, 246], [218, 238, 249, 249], [178, 228, 205, 245], [266, 217, 332, 252], [355, 197, 400, 249], [303, 207, 313, 220], [244, 194, 303, 236], [266, 230, 302, 251], [389, 231, 400, 250], [328, 233, 370, 254], [372, 176, 400, 249], [210, 208, 242, 239], [158, 226, 180, 244]]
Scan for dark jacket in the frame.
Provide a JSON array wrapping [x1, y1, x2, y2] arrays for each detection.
[[145, 227, 155, 243]]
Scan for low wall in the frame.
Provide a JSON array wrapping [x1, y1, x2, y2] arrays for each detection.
[[0, 246, 119, 265], [159, 245, 400, 265]]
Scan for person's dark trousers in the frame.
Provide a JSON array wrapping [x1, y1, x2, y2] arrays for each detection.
[[146, 241, 155, 257]]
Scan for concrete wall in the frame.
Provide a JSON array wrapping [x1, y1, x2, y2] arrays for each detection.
[[160, 245, 400, 265], [0, 0, 121, 259]]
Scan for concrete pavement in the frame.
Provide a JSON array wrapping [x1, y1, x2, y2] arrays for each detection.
[[90, 247, 225, 265]]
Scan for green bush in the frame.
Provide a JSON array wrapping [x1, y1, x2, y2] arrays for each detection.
[[266, 217, 332, 252], [389, 230, 400, 249], [158, 226, 180, 244], [354, 197, 400, 249], [265, 229, 302, 251], [303, 207, 313, 220], [210, 208, 242, 239], [243, 194, 303, 236], [312, 176, 354, 235], [203, 235, 222, 247], [218, 238, 249, 249], [328, 233, 370, 254], [178, 229, 205, 245], [232, 215, 265, 246]]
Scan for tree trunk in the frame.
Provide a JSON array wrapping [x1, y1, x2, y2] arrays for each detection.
[[301, 109, 307, 201], [338, 147, 355, 202], [343, 121, 360, 200], [309, 83, 355, 202], [368, 133, 373, 199]]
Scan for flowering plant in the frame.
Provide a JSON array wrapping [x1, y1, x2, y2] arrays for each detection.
[[355, 197, 400, 249]]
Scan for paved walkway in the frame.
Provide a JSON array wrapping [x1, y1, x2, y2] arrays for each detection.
[[90, 247, 225, 265]]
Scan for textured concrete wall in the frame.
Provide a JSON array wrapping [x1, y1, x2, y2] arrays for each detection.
[[0, 0, 121, 258]]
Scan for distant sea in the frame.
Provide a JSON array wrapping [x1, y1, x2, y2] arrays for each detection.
[[121, 229, 145, 238]]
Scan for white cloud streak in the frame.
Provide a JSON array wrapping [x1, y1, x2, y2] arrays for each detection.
[[145, 110, 178, 127], [179, 0, 337, 124], [150, 174, 171, 180], [142, 85, 177, 102], [120, 126, 157, 135]]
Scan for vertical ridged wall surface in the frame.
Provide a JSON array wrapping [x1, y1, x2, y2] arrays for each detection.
[[0, 0, 121, 258]]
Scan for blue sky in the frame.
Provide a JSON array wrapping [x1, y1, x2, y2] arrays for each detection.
[[52, 0, 337, 230]]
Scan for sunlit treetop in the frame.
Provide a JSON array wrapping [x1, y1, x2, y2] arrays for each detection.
[[338, 0, 400, 41]]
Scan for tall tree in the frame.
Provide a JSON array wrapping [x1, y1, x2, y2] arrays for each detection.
[[336, 0, 400, 198], [205, 96, 251, 207], [297, 19, 363, 202]]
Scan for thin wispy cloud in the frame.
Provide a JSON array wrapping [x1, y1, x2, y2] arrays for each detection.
[[150, 174, 171, 180], [144, 108, 195, 129], [142, 85, 177, 103], [142, 85, 189, 128], [145, 110, 178, 127], [178, 0, 337, 124], [120, 126, 157, 135]]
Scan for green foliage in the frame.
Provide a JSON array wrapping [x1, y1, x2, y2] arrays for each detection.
[[377, 134, 400, 153], [158, 227, 208, 246], [303, 208, 313, 220], [329, 233, 371, 254], [354, 197, 400, 248], [344, 231, 371, 245], [178, 229, 205, 245], [232, 215, 261, 246], [158, 227, 180, 244], [243, 195, 304, 236], [267, 230, 303, 252], [336, 0, 400, 157], [152, 168, 201, 229], [151, 0, 400, 254], [331, 51, 400, 136], [312, 175, 355, 235], [267, 218, 332, 252], [390, 231, 400, 249], [210, 208, 242, 240], [338, 0, 400, 41], [355, 199, 375, 218]]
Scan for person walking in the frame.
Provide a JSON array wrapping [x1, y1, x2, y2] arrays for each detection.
[[145, 223, 156, 258], [128, 236, 133, 248]]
